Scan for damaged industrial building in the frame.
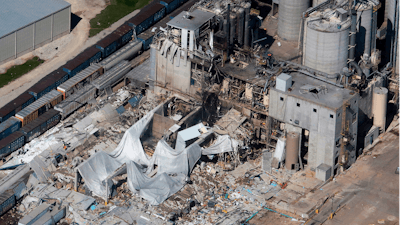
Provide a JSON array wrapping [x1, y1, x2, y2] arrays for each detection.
[[0, 0, 398, 224]]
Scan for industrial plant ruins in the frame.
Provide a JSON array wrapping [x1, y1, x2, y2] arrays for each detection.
[[0, 0, 398, 224]]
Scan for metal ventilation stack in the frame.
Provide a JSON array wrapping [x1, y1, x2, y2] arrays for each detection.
[[303, 8, 351, 75], [277, 0, 310, 41]]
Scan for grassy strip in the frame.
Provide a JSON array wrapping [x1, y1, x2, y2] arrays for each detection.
[[89, 0, 151, 37], [0, 57, 44, 88]]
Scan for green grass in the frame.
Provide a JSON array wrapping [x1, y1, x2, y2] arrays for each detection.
[[0, 57, 44, 88], [89, 0, 151, 37]]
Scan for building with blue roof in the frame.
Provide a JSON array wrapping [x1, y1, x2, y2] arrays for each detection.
[[0, 0, 71, 65]]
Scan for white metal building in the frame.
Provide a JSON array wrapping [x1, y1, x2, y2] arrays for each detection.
[[0, 0, 71, 64]]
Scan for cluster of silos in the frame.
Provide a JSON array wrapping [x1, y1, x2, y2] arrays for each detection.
[[355, 1, 379, 58], [384, 0, 398, 74], [222, 2, 251, 49], [220, 2, 251, 46], [303, 9, 352, 75], [277, 0, 310, 41]]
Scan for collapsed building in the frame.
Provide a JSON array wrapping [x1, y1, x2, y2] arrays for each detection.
[[0, 0, 398, 224]]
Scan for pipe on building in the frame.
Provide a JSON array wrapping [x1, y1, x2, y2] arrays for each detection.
[[237, 8, 245, 46], [244, 2, 251, 48], [348, 9, 357, 62], [230, 13, 237, 46], [227, 4, 231, 56], [349, 61, 365, 81], [393, 0, 399, 75]]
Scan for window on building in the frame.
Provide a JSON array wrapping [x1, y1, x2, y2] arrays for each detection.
[[297, 103, 300, 107], [280, 97, 284, 101], [330, 114, 334, 118], [313, 108, 317, 113]]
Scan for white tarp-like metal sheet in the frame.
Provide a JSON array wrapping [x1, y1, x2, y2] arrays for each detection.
[[201, 135, 238, 155], [78, 105, 202, 205], [77, 151, 121, 199]]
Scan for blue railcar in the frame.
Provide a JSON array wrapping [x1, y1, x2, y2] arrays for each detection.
[[160, 0, 181, 13], [137, 30, 155, 50], [0, 131, 25, 159], [0, 190, 15, 216], [63, 46, 102, 78], [28, 68, 68, 99], [96, 33, 120, 58], [0, 93, 34, 123], [20, 109, 60, 142], [114, 24, 134, 46], [127, 3, 166, 35], [0, 117, 21, 141]]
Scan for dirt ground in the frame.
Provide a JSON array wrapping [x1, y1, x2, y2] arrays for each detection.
[[0, 0, 139, 108], [303, 123, 399, 225]]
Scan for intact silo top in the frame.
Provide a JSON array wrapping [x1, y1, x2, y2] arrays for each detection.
[[0, 0, 71, 38], [307, 16, 351, 32]]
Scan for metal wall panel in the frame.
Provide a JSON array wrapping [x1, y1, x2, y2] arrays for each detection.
[[0, 33, 15, 62], [16, 27, 32, 55], [53, 7, 70, 38], [35, 16, 52, 47], [16, 24, 34, 56]]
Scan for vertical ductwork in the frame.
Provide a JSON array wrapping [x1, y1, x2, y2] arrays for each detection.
[[230, 13, 236, 45], [348, 9, 357, 62], [227, 4, 231, 55], [244, 2, 251, 48], [237, 8, 245, 46]]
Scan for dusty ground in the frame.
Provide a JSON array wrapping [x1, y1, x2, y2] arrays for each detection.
[[0, 0, 140, 108], [302, 124, 399, 225], [260, 15, 301, 63]]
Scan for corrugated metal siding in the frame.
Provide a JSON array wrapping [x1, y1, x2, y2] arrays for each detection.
[[0, 33, 15, 62], [57, 63, 102, 97], [16, 24, 34, 56], [34, 16, 52, 47], [100, 40, 142, 71], [54, 85, 97, 118], [16, 90, 63, 126], [53, 7, 70, 38], [92, 61, 131, 90]]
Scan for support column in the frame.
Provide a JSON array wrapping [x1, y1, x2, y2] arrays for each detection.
[[33, 23, 35, 50], [15, 32, 17, 58]]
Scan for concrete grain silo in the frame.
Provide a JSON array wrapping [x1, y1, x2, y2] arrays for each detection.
[[278, 0, 310, 41], [303, 9, 351, 74]]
